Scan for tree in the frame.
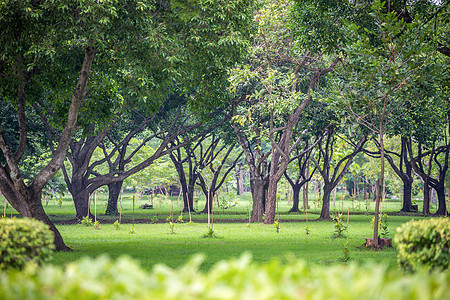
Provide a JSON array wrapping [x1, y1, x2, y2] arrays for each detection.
[[192, 135, 243, 214], [331, 0, 441, 247], [312, 126, 367, 220], [229, 0, 341, 224], [0, 0, 152, 250], [283, 140, 317, 213], [0, 0, 256, 250]]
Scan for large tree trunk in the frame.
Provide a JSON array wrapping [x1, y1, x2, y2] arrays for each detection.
[[423, 181, 431, 215], [434, 183, 447, 216], [28, 190, 71, 251], [400, 178, 415, 212], [320, 185, 333, 220], [72, 188, 92, 220], [264, 175, 278, 224], [250, 176, 266, 222], [289, 185, 301, 213], [105, 181, 123, 215]]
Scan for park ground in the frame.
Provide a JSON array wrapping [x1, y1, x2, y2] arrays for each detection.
[[2, 191, 436, 271]]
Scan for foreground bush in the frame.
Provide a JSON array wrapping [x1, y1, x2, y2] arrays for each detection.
[[0, 255, 448, 300], [0, 218, 55, 270], [394, 218, 449, 272]]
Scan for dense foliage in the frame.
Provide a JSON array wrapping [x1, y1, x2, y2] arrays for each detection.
[[394, 218, 450, 272], [0, 255, 448, 299], [0, 218, 54, 270]]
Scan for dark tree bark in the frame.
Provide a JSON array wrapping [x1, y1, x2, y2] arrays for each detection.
[[105, 181, 123, 215], [186, 135, 242, 214], [369, 137, 415, 212], [284, 143, 316, 213], [313, 129, 367, 220], [230, 121, 269, 223], [408, 138, 449, 216], [169, 140, 199, 213]]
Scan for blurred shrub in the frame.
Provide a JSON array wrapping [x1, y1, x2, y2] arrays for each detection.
[[394, 218, 449, 272], [0, 254, 448, 300], [0, 218, 55, 270]]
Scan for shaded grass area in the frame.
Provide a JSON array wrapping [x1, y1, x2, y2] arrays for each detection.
[[51, 214, 417, 272]]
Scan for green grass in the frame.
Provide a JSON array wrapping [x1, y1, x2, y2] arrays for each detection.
[[50, 214, 420, 272], [1, 192, 431, 272]]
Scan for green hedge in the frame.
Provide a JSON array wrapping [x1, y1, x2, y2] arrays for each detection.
[[0, 218, 55, 270], [0, 255, 448, 300], [394, 217, 449, 272]]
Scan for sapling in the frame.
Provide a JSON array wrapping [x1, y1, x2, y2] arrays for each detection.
[[332, 213, 346, 238], [129, 225, 136, 234], [113, 220, 120, 230], [380, 213, 390, 238], [274, 221, 280, 233], [342, 208, 350, 262], [202, 227, 216, 238], [177, 215, 184, 223], [93, 220, 100, 230], [169, 221, 175, 234]]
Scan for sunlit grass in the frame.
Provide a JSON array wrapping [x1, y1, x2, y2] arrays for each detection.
[[50, 213, 421, 272], [1, 191, 429, 272]]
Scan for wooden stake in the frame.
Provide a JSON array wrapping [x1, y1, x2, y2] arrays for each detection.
[[119, 189, 123, 224], [186, 187, 192, 223], [3, 194, 6, 218], [347, 207, 350, 245], [132, 194, 135, 227], [248, 195, 251, 225]]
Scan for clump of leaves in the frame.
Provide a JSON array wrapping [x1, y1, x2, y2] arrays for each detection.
[[273, 221, 280, 233], [305, 226, 310, 236], [394, 218, 449, 272], [177, 215, 184, 223], [129, 226, 136, 234], [169, 222, 175, 234], [342, 242, 350, 262], [113, 220, 120, 230], [166, 215, 173, 223], [332, 213, 346, 238], [151, 216, 158, 224], [0, 218, 55, 270], [371, 213, 390, 238], [57, 198, 63, 209], [380, 213, 390, 238], [203, 227, 217, 238], [81, 216, 93, 227], [93, 220, 101, 230]]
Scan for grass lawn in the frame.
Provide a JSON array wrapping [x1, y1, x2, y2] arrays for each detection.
[[1, 191, 431, 271], [50, 214, 420, 272]]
